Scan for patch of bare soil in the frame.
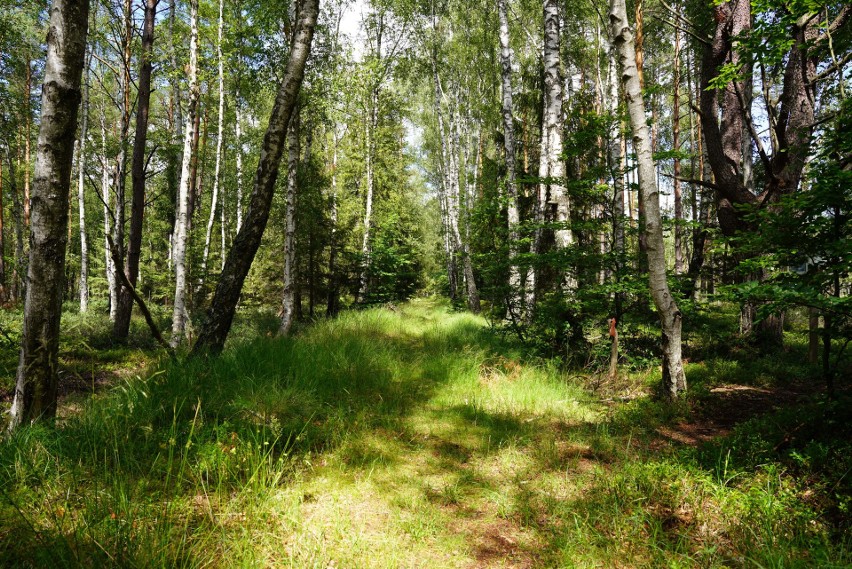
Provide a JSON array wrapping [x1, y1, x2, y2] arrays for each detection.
[[655, 382, 820, 448], [471, 518, 535, 569]]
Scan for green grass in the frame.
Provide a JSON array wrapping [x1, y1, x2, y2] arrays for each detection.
[[0, 299, 849, 567]]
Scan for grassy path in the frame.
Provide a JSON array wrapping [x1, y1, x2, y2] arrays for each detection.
[[1, 300, 848, 567]]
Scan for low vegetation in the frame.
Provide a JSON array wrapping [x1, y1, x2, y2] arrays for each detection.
[[1, 299, 848, 567]]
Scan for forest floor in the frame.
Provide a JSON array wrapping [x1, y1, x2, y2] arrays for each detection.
[[0, 299, 850, 568]]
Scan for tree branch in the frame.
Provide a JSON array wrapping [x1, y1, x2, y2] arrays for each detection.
[[107, 234, 176, 358], [650, 14, 710, 47], [660, 172, 721, 191]]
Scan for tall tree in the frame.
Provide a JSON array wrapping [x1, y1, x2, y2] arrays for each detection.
[[610, 0, 686, 399], [171, 0, 201, 347], [191, 0, 319, 356], [201, 0, 227, 286], [115, 0, 159, 338], [497, 0, 523, 321], [280, 108, 300, 336], [9, 0, 90, 429], [75, 48, 91, 312], [357, 9, 384, 304]]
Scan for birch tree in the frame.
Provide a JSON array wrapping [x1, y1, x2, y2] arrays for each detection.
[[171, 0, 201, 347], [497, 0, 523, 321], [201, 0, 227, 285], [610, 0, 686, 398], [279, 109, 300, 335], [9, 0, 90, 429], [191, 0, 319, 356], [76, 48, 92, 312], [541, 0, 572, 286]]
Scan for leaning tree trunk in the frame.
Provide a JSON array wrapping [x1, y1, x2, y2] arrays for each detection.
[[610, 0, 686, 399], [673, 25, 684, 274], [190, 0, 318, 356], [279, 108, 299, 336], [497, 0, 523, 321], [171, 0, 201, 348], [9, 0, 89, 430], [115, 0, 158, 338]]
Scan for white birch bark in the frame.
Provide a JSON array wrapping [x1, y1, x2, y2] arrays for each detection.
[[171, 0, 200, 347], [610, 0, 686, 398], [201, 0, 226, 282], [326, 126, 340, 316], [10, 0, 89, 429], [235, 104, 244, 233], [497, 0, 523, 321], [279, 111, 299, 336], [357, 85, 379, 303], [77, 50, 91, 313], [101, 113, 117, 321]]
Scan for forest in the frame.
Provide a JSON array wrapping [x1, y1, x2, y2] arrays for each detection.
[[0, 0, 850, 565]]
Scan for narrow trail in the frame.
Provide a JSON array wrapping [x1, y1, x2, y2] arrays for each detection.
[[244, 299, 605, 568]]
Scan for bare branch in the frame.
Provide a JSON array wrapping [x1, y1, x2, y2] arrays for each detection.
[[107, 234, 176, 358]]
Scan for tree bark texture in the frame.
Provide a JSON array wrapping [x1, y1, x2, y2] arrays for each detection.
[[9, 0, 89, 429], [201, 0, 226, 285], [279, 109, 299, 336], [115, 0, 158, 338], [497, 0, 523, 321], [326, 127, 340, 317], [171, 0, 201, 347], [191, 0, 318, 356], [610, 0, 686, 399], [76, 49, 91, 312]]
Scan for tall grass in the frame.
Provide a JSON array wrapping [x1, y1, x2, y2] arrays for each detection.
[[0, 299, 848, 567]]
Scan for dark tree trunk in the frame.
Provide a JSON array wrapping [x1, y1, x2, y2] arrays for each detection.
[[115, 0, 158, 338], [191, 0, 319, 356]]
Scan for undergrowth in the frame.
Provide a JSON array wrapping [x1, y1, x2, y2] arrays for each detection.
[[0, 299, 848, 567]]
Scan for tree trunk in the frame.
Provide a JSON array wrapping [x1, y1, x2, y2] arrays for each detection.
[[497, 0, 523, 321], [6, 152, 25, 302], [115, 0, 158, 338], [76, 49, 91, 312], [110, 0, 132, 328], [9, 0, 89, 429], [0, 155, 5, 302], [235, 104, 244, 234], [191, 0, 318, 356], [326, 127, 340, 317], [673, 25, 683, 274], [607, 43, 626, 320], [280, 109, 300, 336], [171, 0, 201, 347], [201, 0, 226, 288], [357, 85, 379, 304], [101, 114, 117, 321], [23, 57, 31, 229], [610, 0, 686, 399]]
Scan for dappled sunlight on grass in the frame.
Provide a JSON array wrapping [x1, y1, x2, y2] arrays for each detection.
[[1, 298, 849, 567]]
